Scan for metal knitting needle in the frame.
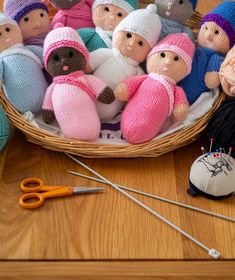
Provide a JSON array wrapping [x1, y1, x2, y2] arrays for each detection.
[[65, 153, 221, 259], [68, 171, 235, 223]]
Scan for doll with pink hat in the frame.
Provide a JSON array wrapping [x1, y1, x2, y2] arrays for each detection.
[[42, 24, 114, 141], [115, 33, 195, 144], [50, 0, 95, 30]]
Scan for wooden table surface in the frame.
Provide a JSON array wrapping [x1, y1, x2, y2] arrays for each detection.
[[1, 0, 235, 279]]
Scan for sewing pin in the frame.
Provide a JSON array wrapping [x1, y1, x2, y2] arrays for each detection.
[[228, 147, 233, 162], [201, 147, 206, 155], [209, 138, 214, 154]]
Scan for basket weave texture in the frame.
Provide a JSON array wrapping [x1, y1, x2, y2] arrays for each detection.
[[0, 1, 226, 158]]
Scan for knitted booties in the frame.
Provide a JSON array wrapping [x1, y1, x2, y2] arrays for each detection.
[[50, 0, 95, 30], [42, 24, 115, 141], [0, 106, 9, 151], [4, 0, 51, 46], [78, 0, 137, 52]]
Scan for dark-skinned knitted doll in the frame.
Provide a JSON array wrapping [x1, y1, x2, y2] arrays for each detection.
[[42, 24, 115, 141]]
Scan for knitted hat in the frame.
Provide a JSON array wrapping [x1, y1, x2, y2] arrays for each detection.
[[148, 33, 195, 75], [92, 0, 137, 13], [190, 0, 198, 10], [43, 24, 89, 70], [0, 13, 19, 28], [200, 1, 235, 48], [0, 106, 9, 151], [4, 0, 48, 23], [113, 4, 162, 48]]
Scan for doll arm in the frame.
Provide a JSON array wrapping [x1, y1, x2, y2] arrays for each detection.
[[42, 84, 55, 124], [89, 49, 113, 71], [173, 86, 189, 122], [205, 54, 224, 89], [27, 45, 43, 61], [51, 13, 67, 28], [86, 75, 115, 104], [78, 28, 95, 44]]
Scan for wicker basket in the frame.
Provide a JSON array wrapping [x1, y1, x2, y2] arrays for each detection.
[[0, 2, 226, 158]]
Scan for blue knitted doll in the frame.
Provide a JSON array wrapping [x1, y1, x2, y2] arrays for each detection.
[[179, 1, 235, 105], [0, 14, 48, 113], [78, 0, 138, 53], [155, 0, 197, 41], [0, 106, 9, 151]]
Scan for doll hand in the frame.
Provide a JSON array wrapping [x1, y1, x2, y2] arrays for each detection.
[[42, 109, 55, 124], [204, 72, 220, 89], [98, 87, 115, 104], [173, 104, 189, 122], [114, 83, 129, 102], [84, 64, 93, 74]]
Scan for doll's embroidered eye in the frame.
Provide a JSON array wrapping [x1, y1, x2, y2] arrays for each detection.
[[24, 17, 29, 22], [127, 33, 132, 38], [174, 56, 179, 61], [69, 51, 74, 58], [118, 13, 123, 17], [40, 13, 44, 17], [138, 41, 143, 46], [5, 27, 10, 32], [205, 26, 208, 30], [53, 54, 60, 61], [104, 7, 109, 12], [215, 30, 219, 35], [160, 53, 166, 58], [179, 0, 184, 4]]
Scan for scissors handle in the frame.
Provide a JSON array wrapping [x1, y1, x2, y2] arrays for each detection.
[[20, 178, 65, 193]]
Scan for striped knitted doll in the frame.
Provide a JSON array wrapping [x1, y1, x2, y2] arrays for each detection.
[[4, 0, 51, 47], [42, 24, 115, 141], [89, 4, 162, 121], [155, 0, 197, 41], [0, 106, 9, 151], [179, 1, 235, 105], [78, 0, 138, 53], [0, 14, 48, 114], [50, 0, 95, 30], [115, 33, 195, 144]]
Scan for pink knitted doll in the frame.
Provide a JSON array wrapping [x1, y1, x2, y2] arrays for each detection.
[[50, 0, 95, 29], [115, 33, 195, 144], [42, 24, 114, 141]]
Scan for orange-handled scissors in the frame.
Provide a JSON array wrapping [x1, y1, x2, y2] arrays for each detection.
[[19, 178, 104, 209]]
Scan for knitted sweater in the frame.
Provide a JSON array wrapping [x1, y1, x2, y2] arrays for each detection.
[[51, 0, 95, 29], [42, 71, 108, 141], [89, 48, 144, 121], [0, 106, 9, 151], [78, 27, 112, 52], [179, 47, 225, 105], [159, 16, 194, 41], [121, 73, 189, 144], [0, 44, 48, 113]]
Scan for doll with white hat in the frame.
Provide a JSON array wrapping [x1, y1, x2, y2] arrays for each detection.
[[42, 24, 115, 141], [179, 1, 235, 105], [89, 4, 162, 121], [4, 0, 51, 47], [115, 33, 195, 144], [0, 106, 9, 151], [78, 0, 138, 53], [0, 14, 48, 113]]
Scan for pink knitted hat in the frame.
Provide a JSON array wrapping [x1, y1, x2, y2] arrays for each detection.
[[43, 23, 89, 70], [147, 33, 195, 75]]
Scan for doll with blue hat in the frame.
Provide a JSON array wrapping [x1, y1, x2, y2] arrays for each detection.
[[155, 0, 197, 41], [0, 14, 48, 113], [78, 0, 138, 53], [179, 1, 235, 105], [0, 106, 9, 151]]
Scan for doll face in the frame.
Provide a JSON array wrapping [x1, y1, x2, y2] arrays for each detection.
[[0, 24, 23, 52], [198, 22, 230, 54], [112, 31, 151, 62], [93, 4, 128, 31], [50, 0, 81, 9], [47, 47, 87, 77], [155, 0, 194, 23], [147, 51, 188, 82], [18, 9, 50, 40]]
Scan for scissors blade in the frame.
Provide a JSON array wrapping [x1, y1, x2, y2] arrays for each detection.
[[73, 187, 104, 194]]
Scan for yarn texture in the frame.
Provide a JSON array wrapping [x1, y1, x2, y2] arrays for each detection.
[[0, 106, 9, 151]]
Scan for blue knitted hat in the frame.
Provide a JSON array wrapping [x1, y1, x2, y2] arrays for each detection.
[[0, 13, 19, 28], [0, 106, 9, 151], [190, 0, 198, 10], [200, 1, 235, 48], [92, 0, 138, 13]]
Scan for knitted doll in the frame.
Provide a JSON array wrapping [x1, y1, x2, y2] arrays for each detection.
[[220, 45, 235, 97], [115, 33, 195, 144], [78, 0, 137, 53], [179, 1, 235, 105], [155, 0, 197, 41], [4, 0, 51, 47], [0, 106, 9, 151], [50, 0, 95, 30], [42, 25, 115, 141], [89, 4, 162, 121], [0, 14, 48, 114]]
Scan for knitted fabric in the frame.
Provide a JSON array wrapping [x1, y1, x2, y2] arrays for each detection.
[[51, 0, 95, 29], [0, 12, 19, 27], [121, 74, 189, 144], [114, 4, 161, 48], [191, 0, 197, 9], [4, 0, 48, 22], [92, 0, 137, 13], [0, 106, 9, 151], [179, 47, 225, 105], [200, 1, 235, 48], [42, 70, 108, 141], [24, 32, 48, 46]]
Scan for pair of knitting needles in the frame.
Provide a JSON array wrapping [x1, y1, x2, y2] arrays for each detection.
[[65, 153, 234, 259]]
